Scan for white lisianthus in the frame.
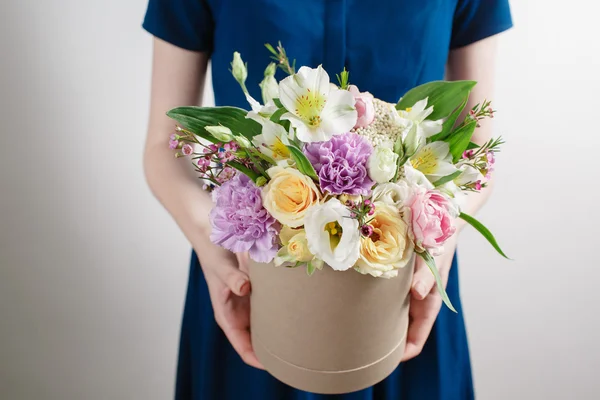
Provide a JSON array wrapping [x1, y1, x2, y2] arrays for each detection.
[[367, 146, 399, 183], [279, 65, 357, 142], [252, 120, 294, 161], [304, 199, 360, 271], [409, 141, 458, 182], [260, 63, 279, 105], [372, 181, 415, 210], [205, 125, 234, 142], [394, 97, 443, 148], [231, 52, 248, 88], [403, 163, 434, 190], [454, 164, 484, 186]]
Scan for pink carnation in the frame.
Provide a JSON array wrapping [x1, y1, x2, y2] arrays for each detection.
[[409, 188, 457, 256], [348, 85, 375, 129]]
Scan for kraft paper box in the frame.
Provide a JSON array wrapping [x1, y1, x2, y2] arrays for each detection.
[[249, 258, 414, 394]]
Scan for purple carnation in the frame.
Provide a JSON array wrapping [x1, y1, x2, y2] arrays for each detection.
[[209, 174, 279, 263], [303, 132, 374, 195]]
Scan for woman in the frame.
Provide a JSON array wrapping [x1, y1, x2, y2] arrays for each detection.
[[142, 1, 512, 399]]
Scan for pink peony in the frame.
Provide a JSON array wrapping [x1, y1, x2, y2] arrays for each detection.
[[409, 188, 457, 256], [348, 85, 375, 129]]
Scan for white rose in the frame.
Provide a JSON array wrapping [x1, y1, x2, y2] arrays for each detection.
[[372, 181, 415, 209], [304, 199, 360, 271], [367, 146, 399, 183]]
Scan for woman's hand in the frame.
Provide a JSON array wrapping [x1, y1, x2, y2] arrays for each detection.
[[402, 236, 458, 361], [197, 237, 264, 369]]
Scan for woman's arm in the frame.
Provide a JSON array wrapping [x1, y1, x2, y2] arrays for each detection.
[[403, 35, 500, 361], [144, 38, 262, 369]]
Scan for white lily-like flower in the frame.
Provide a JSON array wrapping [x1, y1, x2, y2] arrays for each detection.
[[394, 97, 443, 148], [245, 93, 278, 126], [304, 198, 360, 271], [454, 163, 484, 186], [279, 65, 357, 143], [409, 141, 458, 182], [252, 120, 294, 161], [403, 163, 434, 189]]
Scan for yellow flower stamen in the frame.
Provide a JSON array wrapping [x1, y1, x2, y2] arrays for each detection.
[[411, 147, 439, 175], [295, 89, 326, 128]]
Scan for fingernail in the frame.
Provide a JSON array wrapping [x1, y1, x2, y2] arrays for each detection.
[[414, 282, 427, 298], [237, 279, 249, 295]]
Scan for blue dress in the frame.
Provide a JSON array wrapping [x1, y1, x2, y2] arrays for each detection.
[[143, 1, 512, 399]]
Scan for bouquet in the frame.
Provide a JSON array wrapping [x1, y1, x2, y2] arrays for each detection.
[[167, 44, 508, 312]]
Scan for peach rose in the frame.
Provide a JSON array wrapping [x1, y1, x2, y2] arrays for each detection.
[[262, 166, 321, 228], [356, 202, 414, 278]]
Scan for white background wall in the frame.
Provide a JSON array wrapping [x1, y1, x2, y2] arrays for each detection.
[[1, 1, 598, 399]]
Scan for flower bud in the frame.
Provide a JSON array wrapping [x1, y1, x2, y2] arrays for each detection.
[[260, 75, 279, 104], [256, 176, 267, 187], [231, 52, 248, 87], [264, 62, 277, 77], [206, 125, 233, 142], [234, 135, 252, 148]]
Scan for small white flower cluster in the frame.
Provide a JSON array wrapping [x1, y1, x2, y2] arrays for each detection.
[[353, 99, 403, 147]]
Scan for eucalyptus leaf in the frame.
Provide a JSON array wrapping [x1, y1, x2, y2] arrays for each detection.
[[419, 252, 457, 313], [286, 145, 318, 180], [446, 121, 477, 162], [459, 212, 510, 259], [396, 80, 476, 121], [432, 170, 462, 187], [167, 106, 262, 142]]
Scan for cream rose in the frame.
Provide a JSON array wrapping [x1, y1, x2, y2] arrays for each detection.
[[274, 227, 316, 266], [262, 166, 321, 228], [371, 181, 414, 210], [356, 202, 414, 278], [367, 146, 399, 183]]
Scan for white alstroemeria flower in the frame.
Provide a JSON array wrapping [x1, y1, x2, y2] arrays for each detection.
[[394, 97, 443, 147], [252, 120, 294, 161], [409, 141, 458, 182], [304, 198, 360, 271], [245, 93, 278, 126], [279, 65, 357, 143]]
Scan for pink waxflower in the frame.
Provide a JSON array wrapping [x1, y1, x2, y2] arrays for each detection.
[[197, 157, 211, 172], [181, 144, 194, 156], [348, 85, 375, 129], [409, 188, 457, 256], [169, 139, 179, 150]]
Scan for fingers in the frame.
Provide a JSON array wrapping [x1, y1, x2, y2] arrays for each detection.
[[213, 255, 250, 297], [402, 297, 441, 361], [236, 252, 250, 275], [411, 257, 436, 301], [222, 324, 264, 370]]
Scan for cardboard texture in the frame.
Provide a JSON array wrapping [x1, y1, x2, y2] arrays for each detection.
[[249, 258, 414, 394]]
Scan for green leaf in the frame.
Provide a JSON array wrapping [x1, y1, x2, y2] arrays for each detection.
[[226, 161, 261, 183], [432, 170, 462, 187], [396, 80, 476, 120], [466, 141, 479, 150], [446, 120, 477, 162], [459, 212, 510, 259], [306, 262, 316, 276], [167, 106, 262, 142], [393, 134, 405, 158], [430, 96, 469, 142], [418, 252, 457, 313], [269, 108, 287, 123], [286, 145, 318, 179], [272, 98, 284, 108]]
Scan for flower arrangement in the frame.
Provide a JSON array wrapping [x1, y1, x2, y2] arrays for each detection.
[[167, 44, 508, 311]]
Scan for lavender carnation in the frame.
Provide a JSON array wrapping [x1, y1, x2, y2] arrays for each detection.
[[303, 132, 374, 195], [209, 174, 279, 263]]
